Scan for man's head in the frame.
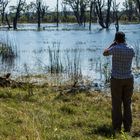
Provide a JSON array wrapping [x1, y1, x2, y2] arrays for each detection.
[[114, 31, 125, 43]]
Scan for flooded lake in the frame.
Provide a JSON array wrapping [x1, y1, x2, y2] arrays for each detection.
[[0, 23, 140, 90]]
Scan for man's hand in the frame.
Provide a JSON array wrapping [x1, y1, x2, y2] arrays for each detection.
[[103, 49, 110, 56]]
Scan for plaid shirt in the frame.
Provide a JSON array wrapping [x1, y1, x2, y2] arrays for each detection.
[[108, 43, 135, 79]]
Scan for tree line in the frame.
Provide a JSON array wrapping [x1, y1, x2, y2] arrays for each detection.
[[0, 0, 140, 31]]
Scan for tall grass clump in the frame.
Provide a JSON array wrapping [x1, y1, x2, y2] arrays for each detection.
[[0, 34, 17, 70], [94, 57, 102, 80], [65, 48, 82, 87], [102, 58, 111, 83], [47, 42, 64, 86], [46, 43, 82, 87], [0, 42, 17, 65], [134, 41, 140, 69], [48, 42, 63, 74]]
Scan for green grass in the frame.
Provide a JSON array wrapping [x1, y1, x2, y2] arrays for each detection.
[[0, 86, 140, 140]]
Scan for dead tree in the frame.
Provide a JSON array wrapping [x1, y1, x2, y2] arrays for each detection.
[[63, 0, 88, 26], [36, 0, 41, 30], [106, 0, 112, 28], [89, 1, 93, 30], [112, 0, 120, 32], [36, 0, 48, 30], [13, 0, 26, 30], [57, 0, 59, 27], [0, 0, 9, 24], [5, 13, 12, 29], [95, 0, 112, 28]]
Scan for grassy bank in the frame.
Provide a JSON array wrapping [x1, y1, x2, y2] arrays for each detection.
[[0, 86, 140, 140]]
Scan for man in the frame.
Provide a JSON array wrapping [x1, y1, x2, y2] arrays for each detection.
[[103, 31, 135, 133]]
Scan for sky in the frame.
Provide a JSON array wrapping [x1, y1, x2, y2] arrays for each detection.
[[9, 0, 125, 11]]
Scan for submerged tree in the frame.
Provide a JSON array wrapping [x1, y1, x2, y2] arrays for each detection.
[[12, 0, 26, 30], [89, 1, 93, 30], [56, 0, 59, 27], [5, 12, 11, 29], [113, 0, 120, 32], [0, 0, 9, 24], [94, 0, 112, 28], [63, 0, 89, 26], [36, 0, 48, 30], [36, 0, 41, 30]]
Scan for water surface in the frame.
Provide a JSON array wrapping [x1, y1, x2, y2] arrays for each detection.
[[0, 23, 140, 89]]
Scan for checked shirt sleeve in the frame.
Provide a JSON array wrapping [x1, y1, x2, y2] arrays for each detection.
[[107, 46, 116, 55]]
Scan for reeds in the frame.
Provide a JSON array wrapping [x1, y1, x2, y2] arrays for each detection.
[[47, 42, 82, 87], [134, 41, 140, 69], [102, 60, 111, 83], [47, 42, 63, 86], [0, 34, 17, 72], [64, 48, 82, 87], [48, 42, 63, 74]]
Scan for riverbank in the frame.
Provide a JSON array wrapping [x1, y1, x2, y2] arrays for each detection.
[[0, 84, 139, 140]]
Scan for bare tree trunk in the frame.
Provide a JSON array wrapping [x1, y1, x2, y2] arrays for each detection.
[[0, 0, 9, 24], [89, 1, 93, 30], [80, 2, 86, 26], [57, 0, 59, 27], [5, 13, 12, 29], [13, 16, 18, 30], [95, 0, 106, 28], [74, 11, 81, 25], [113, 0, 120, 32], [115, 14, 119, 32], [37, 0, 41, 30], [1, 12, 4, 24], [13, 0, 25, 30], [105, 0, 112, 28], [95, 0, 112, 28]]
